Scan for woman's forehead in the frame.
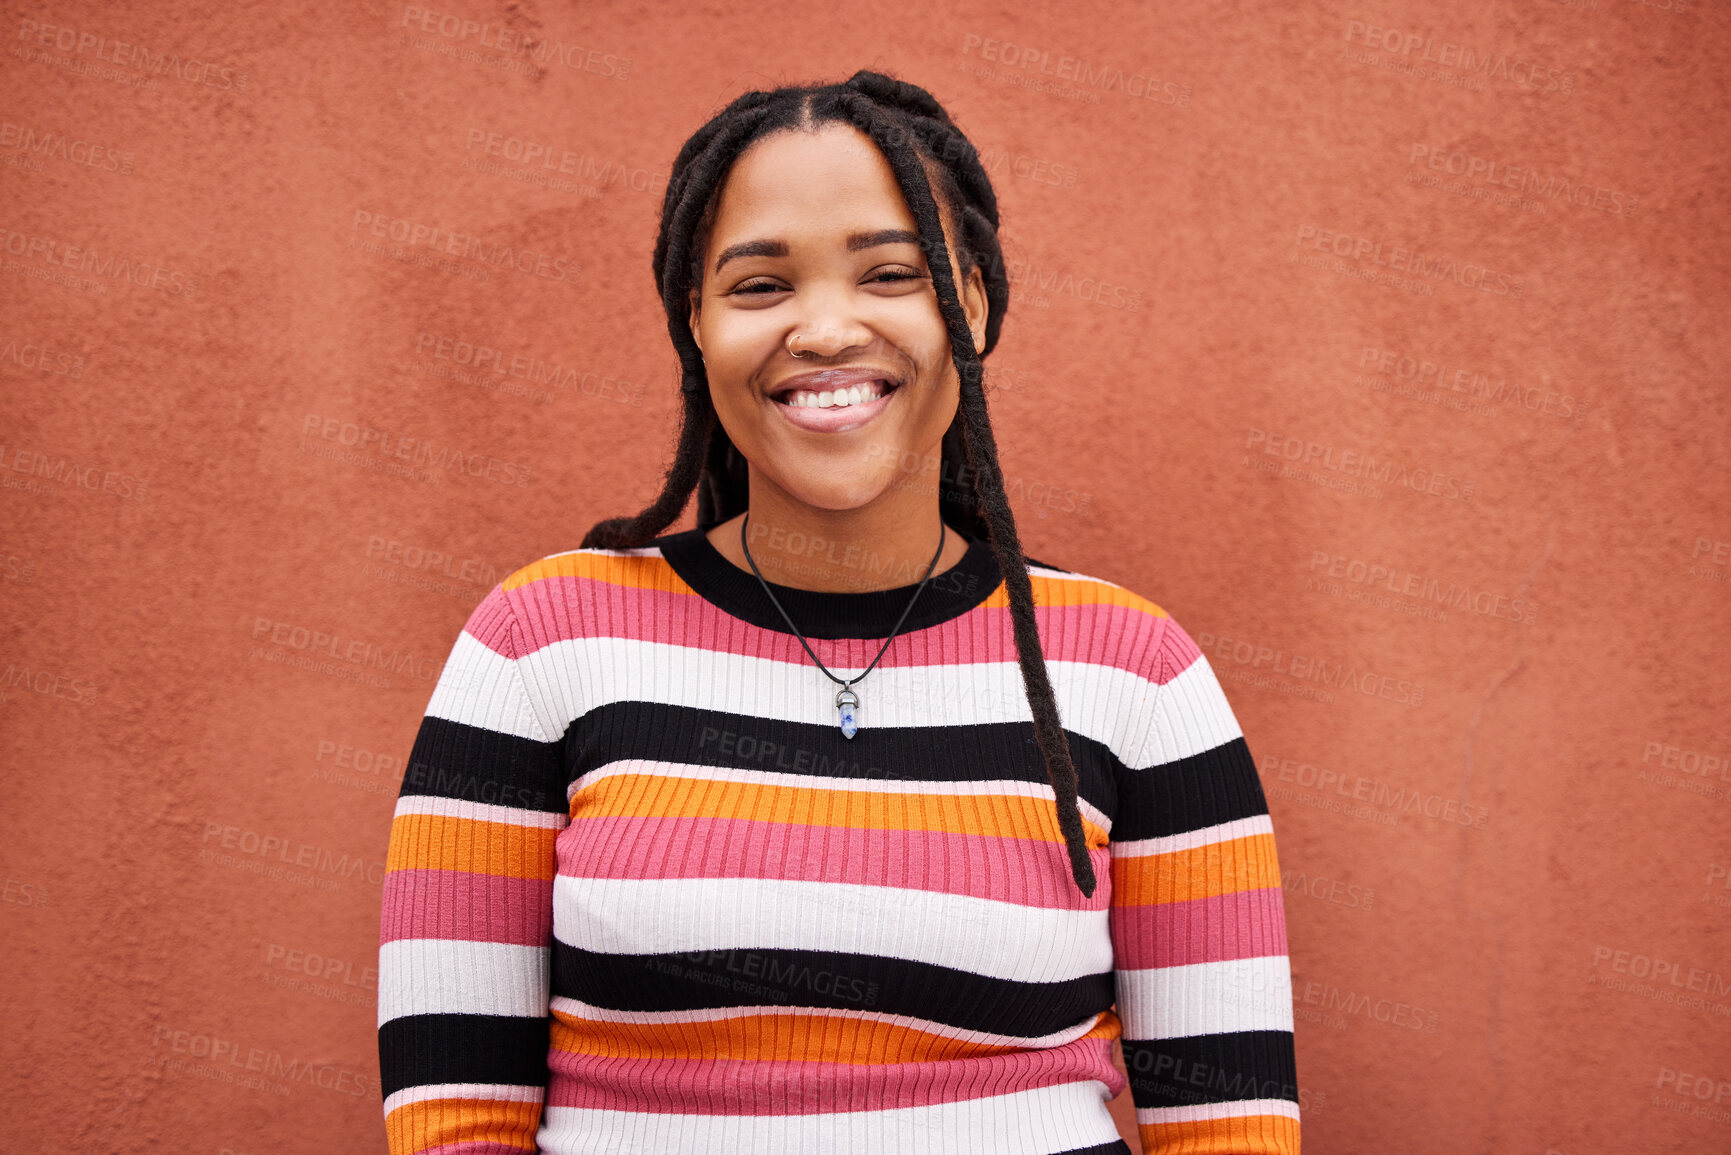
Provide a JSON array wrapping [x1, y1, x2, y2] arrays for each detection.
[[704, 124, 953, 259]]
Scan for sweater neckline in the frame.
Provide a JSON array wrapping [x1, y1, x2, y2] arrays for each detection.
[[653, 523, 1005, 639]]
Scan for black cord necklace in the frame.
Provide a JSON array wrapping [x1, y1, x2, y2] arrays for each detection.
[[739, 510, 947, 739]]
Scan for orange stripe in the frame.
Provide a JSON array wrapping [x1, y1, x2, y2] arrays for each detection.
[[385, 812, 558, 878], [1141, 1111, 1299, 1153], [503, 550, 686, 594], [576, 772, 1109, 847], [1111, 833, 1281, 904], [501, 551, 1170, 621], [385, 1096, 540, 1153], [550, 1005, 1117, 1064], [1085, 1006, 1123, 1042]]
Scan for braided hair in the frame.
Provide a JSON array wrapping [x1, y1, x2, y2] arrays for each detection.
[[579, 70, 1098, 899]]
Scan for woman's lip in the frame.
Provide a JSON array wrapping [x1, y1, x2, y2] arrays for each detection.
[[770, 384, 898, 433]]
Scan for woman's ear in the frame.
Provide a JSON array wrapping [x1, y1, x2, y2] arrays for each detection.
[[963, 265, 987, 353], [688, 289, 703, 356]]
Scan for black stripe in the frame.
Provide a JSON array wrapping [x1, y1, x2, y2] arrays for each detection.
[[1021, 554, 1072, 574], [399, 715, 566, 813], [378, 1013, 549, 1099], [1051, 1143, 1131, 1155], [555, 942, 1115, 1040], [566, 700, 1120, 824], [1121, 1030, 1298, 1109], [1113, 737, 1270, 841], [656, 526, 1003, 639]]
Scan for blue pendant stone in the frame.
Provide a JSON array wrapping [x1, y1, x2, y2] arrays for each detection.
[[839, 702, 858, 739]]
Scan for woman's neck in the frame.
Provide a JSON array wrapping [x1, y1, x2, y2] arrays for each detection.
[[703, 490, 972, 594]]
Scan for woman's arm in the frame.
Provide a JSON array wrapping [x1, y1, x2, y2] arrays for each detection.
[[378, 586, 569, 1154], [1111, 615, 1301, 1154]]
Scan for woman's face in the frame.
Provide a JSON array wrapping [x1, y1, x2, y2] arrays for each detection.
[[688, 122, 988, 514]]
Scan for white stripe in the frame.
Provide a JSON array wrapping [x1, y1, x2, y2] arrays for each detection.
[[536, 1081, 1123, 1155], [1111, 814, 1273, 858], [377, 939, 550, 1025], [1117, 956, 1294, 1038], [384, 1082, 543, 1115], [516, 637, 1162, 765], [1138, 1097, 1302, 1125], [549, 996, 1109, 1051], [392, 793, 568, 829], [569, 760, 1111, 834], [424, 631, 548, 740], [551, 875, 1112, 983], [1133, 652, 1243, 768]]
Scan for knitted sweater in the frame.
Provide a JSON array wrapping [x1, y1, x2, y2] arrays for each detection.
[[377, 526, 1301, 1155]]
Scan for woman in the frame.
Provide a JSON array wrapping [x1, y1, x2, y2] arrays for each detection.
[[378, 71, 1300, 1155]]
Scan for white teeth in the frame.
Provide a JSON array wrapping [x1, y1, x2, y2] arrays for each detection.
[[781, 382, 890, 409]]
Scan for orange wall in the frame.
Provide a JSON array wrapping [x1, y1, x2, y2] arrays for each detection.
[[3, 2, 1728, 1152]]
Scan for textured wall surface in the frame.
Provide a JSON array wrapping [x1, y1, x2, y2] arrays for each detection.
[[3, 1, 1728, 1152]]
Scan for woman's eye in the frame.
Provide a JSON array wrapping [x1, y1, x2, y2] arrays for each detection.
[[870, 269, 925, 284], [732, 280, 783, 294]]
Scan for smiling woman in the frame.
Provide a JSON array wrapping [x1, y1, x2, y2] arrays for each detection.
[[378, 70, 1301, 1155]]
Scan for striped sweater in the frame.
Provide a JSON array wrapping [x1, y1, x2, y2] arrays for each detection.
[[378, 526, 1300, 1154]]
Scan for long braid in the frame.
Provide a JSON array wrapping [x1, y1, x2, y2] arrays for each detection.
[[835, 89, 1096, 899], [580, 71, 1098, 898], [580, 94, 773, 549]]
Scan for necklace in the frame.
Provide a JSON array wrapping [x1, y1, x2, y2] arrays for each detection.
[[739, 510, 947, 739]]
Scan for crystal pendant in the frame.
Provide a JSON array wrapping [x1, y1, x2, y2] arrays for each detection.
[[836, 687, 860, 740]]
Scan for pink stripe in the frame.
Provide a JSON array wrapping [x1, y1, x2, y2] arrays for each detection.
[[1155, 615, 1201, 682], [560, 813, 1111, 911], [417, 1144, 533, 1155], [460, 587, 524, 657], [1110, 888, 1289, 968], [544, 1033, 1125, 1113], [381, 870, 552, 945], [505, 574, 1169, 679]]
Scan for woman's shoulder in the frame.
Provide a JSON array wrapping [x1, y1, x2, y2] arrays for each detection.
[[497, 540, 674, 595], [1017, 551, 1203, 685], [454, 540, 679, 656]]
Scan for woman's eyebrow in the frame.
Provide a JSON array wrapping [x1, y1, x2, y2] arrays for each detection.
[[713, 228, 922, 274]]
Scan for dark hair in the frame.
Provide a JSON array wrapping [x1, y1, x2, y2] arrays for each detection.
[[579, 69, 1097, 898]]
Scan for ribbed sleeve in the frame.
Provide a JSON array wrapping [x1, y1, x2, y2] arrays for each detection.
[[1110, 616, 1301, 1154], [378, 584, 570, 1155]]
